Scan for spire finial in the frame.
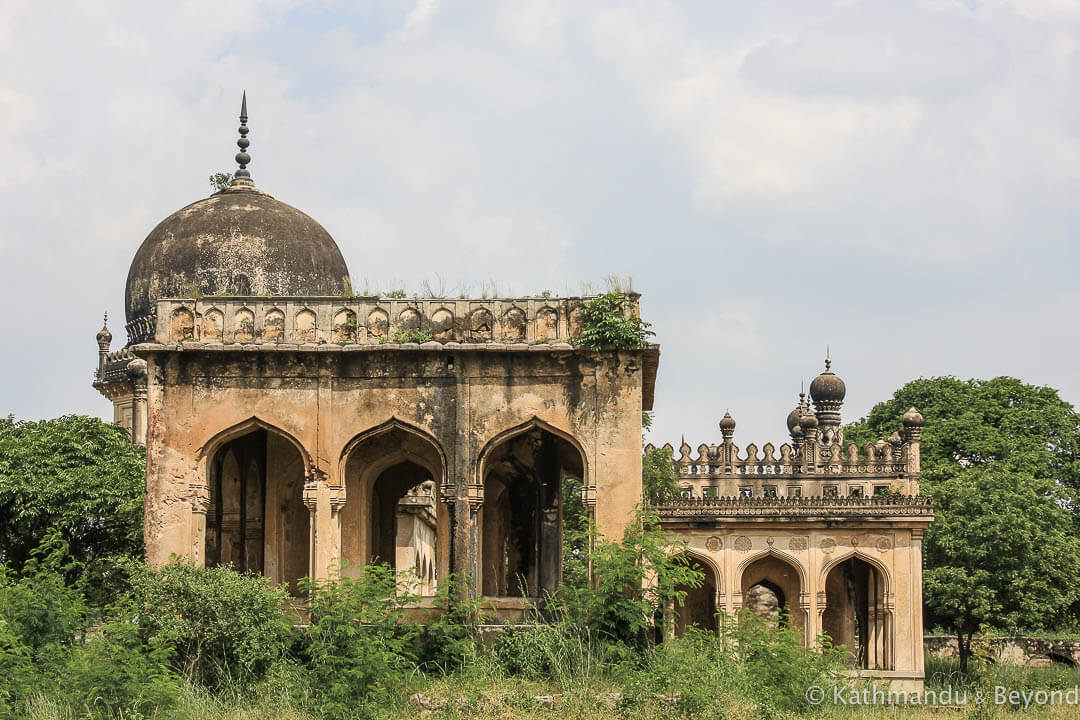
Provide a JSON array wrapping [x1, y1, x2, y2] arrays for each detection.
[[233, 91, 252, 183], [103, 312, 108, 326], [825, 345, 832, 372]]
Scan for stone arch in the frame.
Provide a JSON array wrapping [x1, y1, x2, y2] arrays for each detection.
[[819, 551, 892, 595], [501, 307, 527, 342], [535, 306, 558, 341], [338, 419, 447, 595], [367, 308, 389, 340], [672, 550, 721, 636], [295, 308, 317, 343], [170, 306, 195, 342], [332, 308, 357, 344], [198, 416, 313, 479], [738, 549, 808, 639], [398, 307, 421, 330], [201, 308, 223, 342], [199, 417, 312, 595], [476, 417, 586, 598], [469, 308, 494, 341], [233, 307, 255, 343], [430, 308, 454, 342], [820, 552, 893, 669], [263, 308, 285, 342]]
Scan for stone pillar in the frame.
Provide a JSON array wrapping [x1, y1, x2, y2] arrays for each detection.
[[911, 529, 926, 675], [189, 482, 210, 566], [303, 477, 320, 582], [127, 358, 148, 446]]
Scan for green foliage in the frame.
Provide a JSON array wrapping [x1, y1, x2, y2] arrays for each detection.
[[0, 532, 87, 659], [125, 560, 293, 691], [555, 508, 701, 649], [561, 477, 590, 589], [386, 289, 408, 298], [209, 171, 233, 193], [0, 416, 145, 589], [843, 376, 1080, 491], [924, 465, 1080, 672], [411, 572, 484, 673], [59, 617, 180, 716], [392, 328, 434, 344], [299, 565, 417, 718], [642, 446, 679, 504], [847, 376, 1080, 672], [576, 292, 654, 350]]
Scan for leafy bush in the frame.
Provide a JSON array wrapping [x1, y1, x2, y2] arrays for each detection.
[[411, 572, 484, 673], [642, 445, 680, 504], [299, 565, 417, 718], [125, 561, 293, 691], [553, 508, 701, 649], [392, 328, 434, 344], [59, 617, 180, 716], [577, 292, 653, 350]]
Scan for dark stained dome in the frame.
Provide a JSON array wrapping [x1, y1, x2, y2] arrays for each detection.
[[124, 185, 352, 323]]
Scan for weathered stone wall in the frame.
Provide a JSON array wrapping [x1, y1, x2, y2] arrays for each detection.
[[924, 636, 1080, 667], [139, 342, 650, 596]]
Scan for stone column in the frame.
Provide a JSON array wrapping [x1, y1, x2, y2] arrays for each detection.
[[911, 529, 926, 675], [127, 358, 148, 445], [188, 482, 210, 566]]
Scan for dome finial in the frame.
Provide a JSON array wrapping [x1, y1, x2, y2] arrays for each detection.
[[233, 91, 252, 185], [825, 344, 831, 371]]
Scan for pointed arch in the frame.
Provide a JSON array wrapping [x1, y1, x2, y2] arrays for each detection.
[[197, 416, 313, 477], [338, 417, 447, 488], [476, 416, 588, 486], [819, 550, 892, 594], [737, 548, 808, 589], [683, 549, 723, 592]]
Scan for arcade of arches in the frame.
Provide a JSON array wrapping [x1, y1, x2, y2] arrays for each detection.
[[669, 547, 896, 674]]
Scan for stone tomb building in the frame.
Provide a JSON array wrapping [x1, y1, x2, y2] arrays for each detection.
[[92, 102, 931, 690]]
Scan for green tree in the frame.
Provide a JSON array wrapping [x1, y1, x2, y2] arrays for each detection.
[[0, 416, 145, 585], [641, 411, 680, 503], [845, 377, 1080, 670], [844, 376, 1080, 491], [924, 466, 1080, 672]]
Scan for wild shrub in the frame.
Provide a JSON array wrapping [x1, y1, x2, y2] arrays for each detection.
[[576, 292, 654, 350], [58, 617, 180, 716], [124, 560, 293, 691], [554, 507, 701, 649], [483, 622, 600, 688], [299, 564, 417, 718], [0, 532, 87, 660], [726, 611, 845, 714], [411, 572, 484, 673]]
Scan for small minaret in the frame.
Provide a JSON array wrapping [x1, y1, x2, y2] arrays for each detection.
[[95, 313, 112, 379], [809, 352, 846, 445], [719, 410, 736, 469]]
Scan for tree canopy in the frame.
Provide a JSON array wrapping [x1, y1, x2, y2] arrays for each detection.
[[845, 376, 1080, 671], [0, 415, 145, 580]]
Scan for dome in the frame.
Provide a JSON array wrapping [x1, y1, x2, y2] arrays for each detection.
[[124, 94, 351, 326], [124, 186, 351, 323], [719, 411, 736, 431], [786, 391, 807, 433], [809, 358, 846, 403], [902, 407, 925, 427]]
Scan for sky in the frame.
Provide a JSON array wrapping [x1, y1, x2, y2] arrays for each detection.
[[1, 0, 1078, 448]]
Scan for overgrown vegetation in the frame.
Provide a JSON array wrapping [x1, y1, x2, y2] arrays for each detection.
[[209, 171, 233, 193], [391, 328, 434, 344], [577, 292, 654, 350]]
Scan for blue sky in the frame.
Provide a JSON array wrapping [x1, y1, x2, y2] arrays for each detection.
[[1, 0, 1078, 447]]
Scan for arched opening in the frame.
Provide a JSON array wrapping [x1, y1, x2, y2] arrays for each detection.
[[822, 556, 891, 669], [740, 553, 805, 637], [341, 423, 446, 596], [204, 427, 309, 595], [480, 424, 584, 598], [673, 555, 718, 636]]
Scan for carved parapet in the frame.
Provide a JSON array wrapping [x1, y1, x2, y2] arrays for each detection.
[[149, 294, 629, 347], [652, 495, 934, 521]]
